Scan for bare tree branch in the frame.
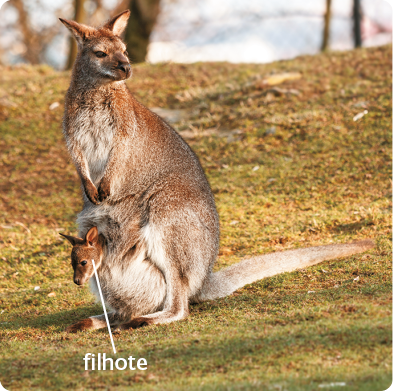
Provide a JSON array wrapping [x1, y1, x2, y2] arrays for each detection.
[[12, 0, 41, 64], [12, 0, 61, 65]]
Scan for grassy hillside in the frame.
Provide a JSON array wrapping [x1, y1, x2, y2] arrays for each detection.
[[0, 45, 391, 390]]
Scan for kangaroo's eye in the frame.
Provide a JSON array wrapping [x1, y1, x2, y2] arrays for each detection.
[[95, 51, 107, 58], [81, 261, 87, 266]]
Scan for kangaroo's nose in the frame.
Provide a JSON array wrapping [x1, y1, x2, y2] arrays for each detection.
[[117, 62, 131, 74]]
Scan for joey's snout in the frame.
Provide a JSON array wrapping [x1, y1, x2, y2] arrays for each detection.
[[73, 271, 92, 286], [73, 275, 86, 285], [73, 260, 98, 286]]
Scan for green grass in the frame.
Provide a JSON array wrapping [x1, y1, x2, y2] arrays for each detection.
[[0, 45, 391, 390]]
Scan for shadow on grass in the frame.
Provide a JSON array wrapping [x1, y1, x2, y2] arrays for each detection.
[[0, 305, 102, 332], [0, 320, 391, 390], [2, 277, 391, 334], [330, 219, 374, 234]]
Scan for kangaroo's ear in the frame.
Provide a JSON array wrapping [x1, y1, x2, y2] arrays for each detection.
[[85, 226, 99, 246], [59, 233, 84, 246], [103, 10, 131, 36], [59, 18, 94, 45]]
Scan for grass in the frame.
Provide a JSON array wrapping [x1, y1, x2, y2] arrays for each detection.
[[0, 44, 391, 390]]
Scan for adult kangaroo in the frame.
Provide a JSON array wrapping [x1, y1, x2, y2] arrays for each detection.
[[59, 11, 373, 332]]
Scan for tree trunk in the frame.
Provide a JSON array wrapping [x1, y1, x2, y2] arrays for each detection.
[[321, 0, 332, 51], [13, 0, 41, 64], [353, 0, 362, 48], [124, 0, 160, 63], [66, 0, 87, 70]]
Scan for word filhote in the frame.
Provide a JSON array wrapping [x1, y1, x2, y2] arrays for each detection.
[[84, 353, 147, 371]]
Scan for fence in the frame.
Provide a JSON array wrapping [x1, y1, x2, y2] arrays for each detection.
[[147, 0, 392, 64], [0, 0, 391, 68]]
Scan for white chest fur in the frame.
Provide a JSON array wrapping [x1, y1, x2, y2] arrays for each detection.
[[73, 107, 115, 185]]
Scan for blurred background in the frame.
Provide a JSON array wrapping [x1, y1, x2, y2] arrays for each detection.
[[0, 0, 391, 69]]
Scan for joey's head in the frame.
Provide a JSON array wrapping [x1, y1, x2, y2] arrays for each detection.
[[59, 11, 132, 84], [60, 227, 105, 286]]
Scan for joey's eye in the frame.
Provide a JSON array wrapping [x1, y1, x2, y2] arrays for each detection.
[[95, 51, 107, 58], [81, 260, 87, 266]]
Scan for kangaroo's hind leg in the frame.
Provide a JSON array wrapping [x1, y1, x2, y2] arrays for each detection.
[[116, 224, 190, 329], [65, 312, 122, 333], [116, 268, 189, 330], [117, 198, 218, 330]]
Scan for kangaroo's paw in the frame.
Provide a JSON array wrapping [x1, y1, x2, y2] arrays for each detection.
[[84, 181, 100, 205], [65, 318, 94, 333], [118, 317, 153, 330], [98, 178, 111, 202]]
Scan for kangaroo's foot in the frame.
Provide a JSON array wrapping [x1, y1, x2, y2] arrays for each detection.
[[117, 317, 151, 330], [66, 312, 119, 333], [66, 318, 96, 333], [117, 309, 188, 331]]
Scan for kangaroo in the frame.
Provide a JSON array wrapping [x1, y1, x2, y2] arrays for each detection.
[[61, 227, 373, 332], [59, 11, 374, 332]]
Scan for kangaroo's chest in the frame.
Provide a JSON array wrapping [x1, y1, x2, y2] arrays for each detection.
[[74, 108, 115, 185]]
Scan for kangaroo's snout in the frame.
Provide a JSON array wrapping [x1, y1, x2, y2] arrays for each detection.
[[117, 62, 131, 75], [73, 271, 90, 286], [114, 52, 131, 78]]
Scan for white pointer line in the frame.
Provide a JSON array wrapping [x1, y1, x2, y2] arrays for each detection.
[[92, 259, 117, 354]]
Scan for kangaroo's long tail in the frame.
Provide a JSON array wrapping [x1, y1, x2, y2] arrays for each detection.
[[195, 240, 374, 302]]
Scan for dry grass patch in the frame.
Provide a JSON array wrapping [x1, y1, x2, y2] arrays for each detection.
[[0, 45, 391, 390]]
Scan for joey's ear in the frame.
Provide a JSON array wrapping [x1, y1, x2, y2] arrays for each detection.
[[59, 233, 84, 246], [85, 226, 99, 246], [103, 10, 130, 36], [59, 18, 94, 45]]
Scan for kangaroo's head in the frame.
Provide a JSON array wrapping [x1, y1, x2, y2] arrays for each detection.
[[59, 11, 132, 84], [60, 226, 105, 286]]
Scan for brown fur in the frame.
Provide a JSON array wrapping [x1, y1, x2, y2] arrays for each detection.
[[66, 318, 94, 333], [60, 227, 106, 286], [59, 12, 374, 333]]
